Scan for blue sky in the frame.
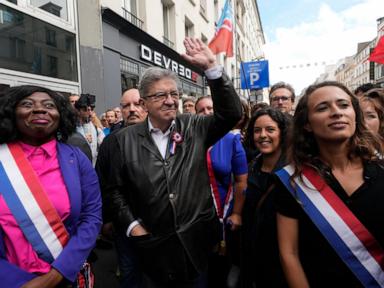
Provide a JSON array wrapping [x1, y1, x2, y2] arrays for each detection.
[[258, 0, 362, 41], [256, 0, 384, 93]]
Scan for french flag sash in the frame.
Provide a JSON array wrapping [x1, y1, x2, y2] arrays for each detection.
[[206, 147, 233, 222], [0, 143, 69, 264], [276, 164, 384, 287]]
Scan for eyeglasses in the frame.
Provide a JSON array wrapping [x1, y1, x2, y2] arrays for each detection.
[[271, 96, 291, 102], [145, 91, 180, 102]]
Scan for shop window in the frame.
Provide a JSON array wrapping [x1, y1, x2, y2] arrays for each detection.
[[0, 4, 78, 82], [120, 57, 139, 75], [121, 72, 139, 92]]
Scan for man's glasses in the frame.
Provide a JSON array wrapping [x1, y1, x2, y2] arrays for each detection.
[[271, 96, 291, 102], [145, 91, 180, 102]]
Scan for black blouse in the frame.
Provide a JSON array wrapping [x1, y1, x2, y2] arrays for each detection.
[[275, 162, 384, 288]]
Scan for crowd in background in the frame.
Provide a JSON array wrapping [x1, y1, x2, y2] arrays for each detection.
[[0, 37, 384, 288]]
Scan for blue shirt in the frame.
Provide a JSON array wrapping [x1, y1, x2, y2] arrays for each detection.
[[209, 130, 248, 217]]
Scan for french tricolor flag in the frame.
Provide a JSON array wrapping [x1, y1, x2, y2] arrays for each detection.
[[208, 0, 233, 57]]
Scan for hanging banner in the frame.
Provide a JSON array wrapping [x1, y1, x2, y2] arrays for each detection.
[[240, 60, 269, 89]]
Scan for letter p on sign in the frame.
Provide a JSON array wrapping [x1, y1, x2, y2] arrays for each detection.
[[250, 72, 260, 85]]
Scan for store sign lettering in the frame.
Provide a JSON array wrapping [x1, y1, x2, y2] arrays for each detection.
[[140, 44, 197, 82]]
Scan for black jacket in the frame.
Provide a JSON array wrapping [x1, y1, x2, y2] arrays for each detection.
[[96, 73, 242, 283]]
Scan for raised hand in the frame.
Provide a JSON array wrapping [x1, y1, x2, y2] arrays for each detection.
[[181, 37, 217, 71]]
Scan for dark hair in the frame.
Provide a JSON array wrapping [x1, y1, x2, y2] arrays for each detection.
[[269, 81, 295, 103], [290, 81, 383, 179], [235, 99, 250, 133], [0, 85, 77, 144], [244, 107, 291, 153], [74, 93, 96, 109], [251, 102, 269, 116], [354, 83, 378, 96]]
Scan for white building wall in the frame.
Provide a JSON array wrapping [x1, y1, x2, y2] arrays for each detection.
[[101, 0, 265, 97]]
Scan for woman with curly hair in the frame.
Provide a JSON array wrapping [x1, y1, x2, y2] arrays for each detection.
[[275, 81, 384, 287], [0, 85, 102, 288], [241, 107, 291, 288]]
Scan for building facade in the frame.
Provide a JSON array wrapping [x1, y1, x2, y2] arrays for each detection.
[[100, 0, 265, 107], [0, 0, 265, 112], [0, 0, 80, 95], [330, 17, 384, 91]]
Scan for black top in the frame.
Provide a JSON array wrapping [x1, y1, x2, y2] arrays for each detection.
[[242, 155, 287, 288], [275, 161, 384, 288]]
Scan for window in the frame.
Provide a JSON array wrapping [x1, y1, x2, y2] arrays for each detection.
[[10, 37, 25, 60], [45, 28, 57, 47], [120, 57, 139, 91], [162, 2, 174, 48], [120, 57, 139, 75], [185, 16, 194, 38], [0, 4, 78, 81], [122, 0, 137, 15], [30, 0, 68, 21], [163, 4, 170, 39], [201, 33, 208, 44], [3, 0, 75, 30], [214, 0, 218, 22], [47, 55, 58, 77], [122, 0, 143, 29], [200, 0, 207, 16]]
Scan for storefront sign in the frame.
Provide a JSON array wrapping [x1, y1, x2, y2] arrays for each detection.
[[140, 44, 198, 82]]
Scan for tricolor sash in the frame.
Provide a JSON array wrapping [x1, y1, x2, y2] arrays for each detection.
[[206, 147, 233, 254], [0, 143, 69, 263], [206, 147, 233, 222], [276, 164, 384, 287]]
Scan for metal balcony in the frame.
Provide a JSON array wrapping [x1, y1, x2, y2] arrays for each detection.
[[122, 7, 144, 30]]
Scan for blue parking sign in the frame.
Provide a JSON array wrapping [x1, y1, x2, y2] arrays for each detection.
[[240, 60, 269, 89]]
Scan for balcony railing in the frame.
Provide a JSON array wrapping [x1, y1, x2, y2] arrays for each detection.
[[122, 7, 144, 30], [163, 36, 174, 49]]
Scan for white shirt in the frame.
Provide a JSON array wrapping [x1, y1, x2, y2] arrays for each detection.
[[148, 118, 175, 159]]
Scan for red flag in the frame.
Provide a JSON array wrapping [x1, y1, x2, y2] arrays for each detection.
[[369, 36, 384, 65], [208, 0, 233, 57]]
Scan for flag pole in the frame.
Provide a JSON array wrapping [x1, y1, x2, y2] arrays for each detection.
[[233, 0, 251, 102]]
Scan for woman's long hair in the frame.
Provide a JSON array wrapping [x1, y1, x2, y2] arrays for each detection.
[[289, 81, 383, 179], [0, 85, 77, 144]]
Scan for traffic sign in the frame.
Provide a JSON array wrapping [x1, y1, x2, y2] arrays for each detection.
[[240, 60, 269, 89]]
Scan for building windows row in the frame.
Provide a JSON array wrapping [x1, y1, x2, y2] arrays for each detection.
[[4, 0, 75, 31], [0, 3, 78, 82]]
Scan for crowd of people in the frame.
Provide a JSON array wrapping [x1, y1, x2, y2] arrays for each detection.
[[0, 37, 384, 288]]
